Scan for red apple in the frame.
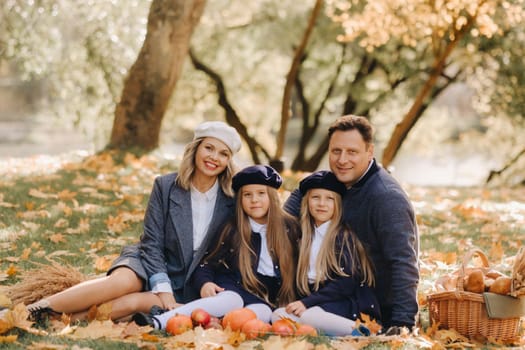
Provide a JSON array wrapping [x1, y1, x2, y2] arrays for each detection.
[[204, 316, 223, 330], [191, 308, 211, 327]]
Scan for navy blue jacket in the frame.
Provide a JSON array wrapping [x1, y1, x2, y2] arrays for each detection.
[[299, 230, 380, 322], [191, 221, 300, 306], [285, 161, 419, 328]]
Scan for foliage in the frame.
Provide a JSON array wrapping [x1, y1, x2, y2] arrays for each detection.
[[0, 0, 150, 148], [0, 152, 524, 348]]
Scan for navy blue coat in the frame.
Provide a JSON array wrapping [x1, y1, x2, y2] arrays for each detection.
[[299, 231, 381, 322], [191, 221, 300, 307]]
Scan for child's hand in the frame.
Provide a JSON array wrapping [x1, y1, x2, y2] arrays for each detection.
[[285, 301, 306, 316], [200, 282, 225, 298]]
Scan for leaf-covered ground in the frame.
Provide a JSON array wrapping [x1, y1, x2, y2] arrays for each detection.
[[0, 151, 524, 349]]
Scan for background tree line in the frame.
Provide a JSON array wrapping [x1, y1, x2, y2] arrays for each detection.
[[1, 0, 524, 185]]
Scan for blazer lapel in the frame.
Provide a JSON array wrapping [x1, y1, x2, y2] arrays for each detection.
[[169, 185, 194, 271]]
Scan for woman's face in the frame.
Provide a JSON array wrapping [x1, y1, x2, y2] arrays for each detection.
[[194, 137, 232, 178], [307, 188, 337, 226], [241, 184, 270, 224]]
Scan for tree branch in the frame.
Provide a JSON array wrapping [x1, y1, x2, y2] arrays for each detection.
[[189, 49, 270, 162]]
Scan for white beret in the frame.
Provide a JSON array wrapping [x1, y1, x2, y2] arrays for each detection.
[[193, 121, 242, 154]]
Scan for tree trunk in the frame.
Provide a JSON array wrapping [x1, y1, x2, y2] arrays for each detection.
[[381, 17, 474, 168], [108, 0, 206, 150], [274, 0, 323, 163]]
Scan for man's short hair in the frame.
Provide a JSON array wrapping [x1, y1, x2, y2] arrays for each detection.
[[328, 115, 374, 144]]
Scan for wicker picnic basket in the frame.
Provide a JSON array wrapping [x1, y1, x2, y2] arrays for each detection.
[[427, 249, 521, 341]]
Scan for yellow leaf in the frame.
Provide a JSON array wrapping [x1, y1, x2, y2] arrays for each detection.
[[20, 248, 31, 260], [94, 254, 119, 273], [0, 319, 13, 335], [96, 303, 112, 321], [0, 294, 11, 308], [72, 319, 123, 339], [54, 218, 69, 228], [141, 333, 160, 342], [57, 189, 77, 201], [358, 313, 382, 335], [490, 241, 504, 261], [0, 335, 17, 343], [49, 233, 66, 244], [6, 264, 17, 277]]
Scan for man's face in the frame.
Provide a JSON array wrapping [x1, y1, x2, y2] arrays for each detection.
[[328, 129, 374, 187]]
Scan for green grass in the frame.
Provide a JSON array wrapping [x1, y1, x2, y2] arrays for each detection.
[[1, 151, 524, 348]]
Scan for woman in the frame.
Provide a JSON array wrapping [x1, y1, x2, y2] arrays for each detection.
[[272, 170, 380, 336], [27, 121, 242, 322]]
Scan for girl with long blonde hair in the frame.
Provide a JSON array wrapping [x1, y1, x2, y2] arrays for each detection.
[[272, 170, 381, 336], [141, 165, 300, 328]]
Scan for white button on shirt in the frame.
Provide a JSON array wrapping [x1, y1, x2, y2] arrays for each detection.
[[191, 180, 219, 254], [308, 220, 331, 282], [249, 218, 275, 277]]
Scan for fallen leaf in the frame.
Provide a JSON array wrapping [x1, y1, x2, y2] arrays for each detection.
[[0, 335, 17, 343], [72, 319, 123, 339], [6, 264, 17, 277]]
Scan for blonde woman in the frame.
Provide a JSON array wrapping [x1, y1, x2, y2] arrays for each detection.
[[27, 121, 242, 322], [273, 171, 380, 336], [133, 165, 300, 329]]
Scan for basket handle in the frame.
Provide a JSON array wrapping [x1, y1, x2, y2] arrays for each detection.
[[511, 247, 524, 294], [457, 248, 490, 291]]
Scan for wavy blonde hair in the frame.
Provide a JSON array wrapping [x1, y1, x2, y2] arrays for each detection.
[[175, 138, 237, 197], [235, 187, 298, 307], [296, 191, 374, 296]]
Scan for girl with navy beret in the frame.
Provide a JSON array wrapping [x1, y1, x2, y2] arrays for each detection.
[[272, 170, 381, 336], [140, 164, 300, 329]]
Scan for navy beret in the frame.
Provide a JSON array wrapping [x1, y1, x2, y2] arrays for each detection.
[[232, 165, 282, 192], [299, 170, 346, 196]]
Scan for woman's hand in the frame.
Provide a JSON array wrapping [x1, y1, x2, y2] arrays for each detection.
[[157, 292, 180, 310], [200, 282, 225, 298], [285, 300, 306, 317]]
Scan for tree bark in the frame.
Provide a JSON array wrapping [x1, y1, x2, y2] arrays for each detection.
[[274, 0, 323, 163], [108, 0, 206, 150]]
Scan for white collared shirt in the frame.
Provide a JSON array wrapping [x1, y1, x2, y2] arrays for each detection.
[[249, 217, 275, 277], [308, 220, 331, 282], [191, 180, 219, 253]]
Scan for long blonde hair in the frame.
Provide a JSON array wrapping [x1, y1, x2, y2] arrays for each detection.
[[296, 191, 374, 296], [236, 187, 298, 306], [175, 138, 236, 197]]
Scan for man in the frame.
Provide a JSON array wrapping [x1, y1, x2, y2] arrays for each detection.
[[284, 115, 419, 331]]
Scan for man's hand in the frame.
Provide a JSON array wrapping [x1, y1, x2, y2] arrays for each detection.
[[200, 282, 225, 298]]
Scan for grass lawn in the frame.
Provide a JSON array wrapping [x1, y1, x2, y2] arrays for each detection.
[[0, 151, 524, 349]]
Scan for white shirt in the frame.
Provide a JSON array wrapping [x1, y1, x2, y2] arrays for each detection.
[[191, 180, 219, 253], [307, 220, 331, 282], [249, 218, 275, 277]]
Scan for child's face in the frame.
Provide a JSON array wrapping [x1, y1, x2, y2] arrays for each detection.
[[241, 184, 270, 224], [307, 188, 336, 227]]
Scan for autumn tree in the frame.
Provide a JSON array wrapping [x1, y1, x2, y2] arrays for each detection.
[[108, 0, 206, 150], [327, 0, 525, 168]]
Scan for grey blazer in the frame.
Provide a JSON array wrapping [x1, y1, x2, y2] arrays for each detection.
[[139, 172, 235, 302]]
